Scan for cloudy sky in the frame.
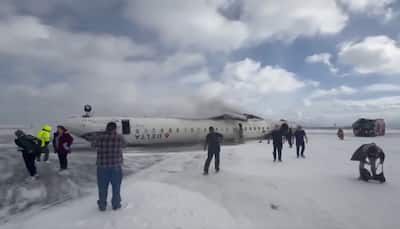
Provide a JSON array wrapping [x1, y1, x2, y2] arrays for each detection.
[[1, 0, 400, 126]]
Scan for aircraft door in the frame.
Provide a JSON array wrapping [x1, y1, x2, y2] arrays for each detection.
[[121, 119, 131, 135]]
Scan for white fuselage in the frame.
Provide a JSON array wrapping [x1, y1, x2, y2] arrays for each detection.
[[63, 116, 277, 146]]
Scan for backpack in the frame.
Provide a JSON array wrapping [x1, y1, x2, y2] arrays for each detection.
[[16, 135, 41, 154]]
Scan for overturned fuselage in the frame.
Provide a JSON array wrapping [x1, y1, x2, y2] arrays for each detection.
[[63, 113, 291, 146]]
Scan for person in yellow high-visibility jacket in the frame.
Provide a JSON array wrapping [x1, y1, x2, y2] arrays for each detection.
[[36, 125, 52, 162]]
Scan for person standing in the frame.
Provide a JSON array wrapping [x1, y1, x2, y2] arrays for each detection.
[[268, 125, 284, 162], [93, 122, 126, 211], [203, 126, 223, 175], [294, 126, 308, 158], [36, 125, 52, 162], [337, 128, 344, 140], [14, 130, 41, 180], [53, 125, 74, 171]]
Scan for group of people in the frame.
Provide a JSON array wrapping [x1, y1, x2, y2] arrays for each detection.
[[202, 125, 309, 176], [14, 122, 125, 211], [15, 122, 307, 211], [14, 125, 74, 180], [267, 125, 308, 162]]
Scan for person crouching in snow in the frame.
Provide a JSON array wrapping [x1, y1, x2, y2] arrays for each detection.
[[93, 122, 126, 211], [14, 130, 41, 180], [53, 125, 73, 171]]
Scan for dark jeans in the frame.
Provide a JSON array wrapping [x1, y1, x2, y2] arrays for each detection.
[[287, 136, 293, 148], [37, 146, 49, 161], [22, 152, 37, 176], [58, 153, 68, 170], [97, 166, 123, 209], [273, 143, 282, 161], [204, 150, 220, 173], [296, 143, 305, 157]]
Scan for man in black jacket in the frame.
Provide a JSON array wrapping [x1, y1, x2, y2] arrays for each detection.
[[203, 126, 223, 175], [14, 130, 41, 179], [294, 125, 308, 158], [268, 125, 284, 162]]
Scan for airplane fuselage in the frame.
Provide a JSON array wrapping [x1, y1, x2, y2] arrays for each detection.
[[64, 116, 276, 146]]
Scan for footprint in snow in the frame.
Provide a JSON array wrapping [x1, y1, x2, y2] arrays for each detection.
[[270, 203, 279, 210]]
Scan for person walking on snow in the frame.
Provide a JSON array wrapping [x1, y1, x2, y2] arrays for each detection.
[[14, 130, 41, 180], [93, 122, 126, 211], [294, 125, 308, 158], [268, 125, 284, 162], [36, 125, 52, 162], [203, 126, 223, 175], [53, 125, 74, 171]]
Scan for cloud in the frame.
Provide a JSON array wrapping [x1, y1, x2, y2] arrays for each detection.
[[334, 96, 400, 110], [364, 83, 400, 92], [198, 58, 306, 110], [338, 35, 400, 75], [1, 0, 399, 126], [125, 0, 348, 52], [0, 14, 224, 123], [304, 85, 358, 106], [338, 0, 395, 21], [179, 70, 211, 85], [305, 52, 338, 73]]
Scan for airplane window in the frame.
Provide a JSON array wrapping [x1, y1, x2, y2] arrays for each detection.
[[169, 128, 172, 133], [176, 128, 179, 133]]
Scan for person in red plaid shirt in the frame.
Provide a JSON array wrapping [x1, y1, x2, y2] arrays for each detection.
[[93, 122, 126, 211]]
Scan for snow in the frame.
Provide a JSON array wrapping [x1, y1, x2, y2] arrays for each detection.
[[1, 131, 400, 229], [0, 132, 165, 223]]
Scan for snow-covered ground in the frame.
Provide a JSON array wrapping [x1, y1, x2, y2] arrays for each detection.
[[1, 130, 400, 229], [0, 130, 165, 223]]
